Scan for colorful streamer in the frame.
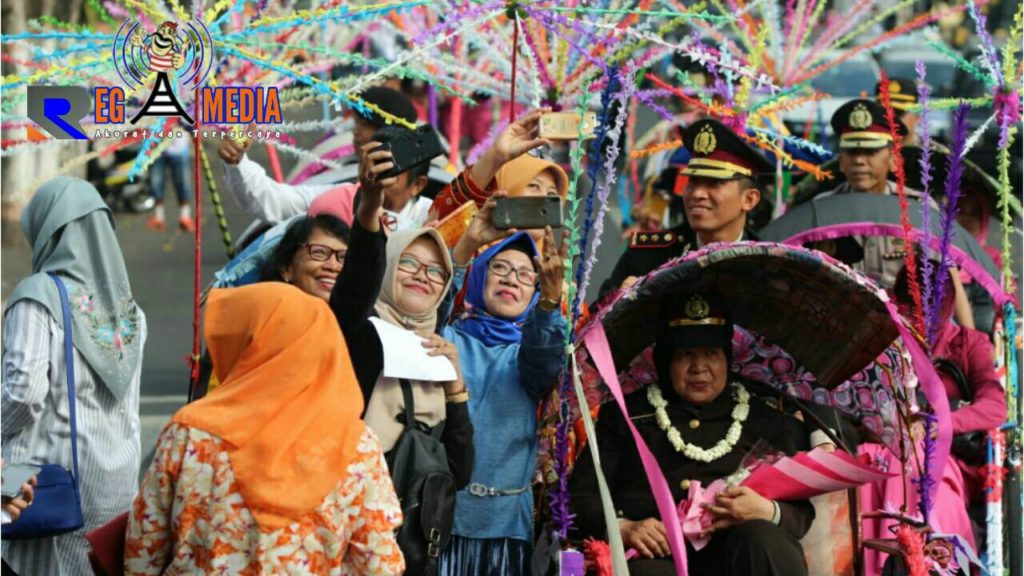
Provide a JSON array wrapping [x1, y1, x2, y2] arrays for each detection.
[[914, 62, 938, 349], [550, 77, 595, 538], [878, 71, 925, 337], [934, 104, 971, 343]]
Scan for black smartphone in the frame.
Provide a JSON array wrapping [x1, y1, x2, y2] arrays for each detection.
[[372, 125, 445, 180], [492, 196, 564, 230]]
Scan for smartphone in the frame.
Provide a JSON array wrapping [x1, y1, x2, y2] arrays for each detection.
[[1, 464, 41, 499], [372, 125, 445, 179], [492, 196, 564, 230], [539, 112, 597, 140]]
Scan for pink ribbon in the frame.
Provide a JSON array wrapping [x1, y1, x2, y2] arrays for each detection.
[[622, 445, 898, 559], [622, 479, 727, 561], [584, 326, 689, 575]]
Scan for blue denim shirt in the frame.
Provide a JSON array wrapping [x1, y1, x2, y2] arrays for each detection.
[[441, 291, 565, 540]]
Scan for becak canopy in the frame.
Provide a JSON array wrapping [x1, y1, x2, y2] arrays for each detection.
[[538, 242, 950, 493]]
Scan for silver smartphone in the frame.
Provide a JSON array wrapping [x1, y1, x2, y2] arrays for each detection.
[[1, 464, 41, 499]]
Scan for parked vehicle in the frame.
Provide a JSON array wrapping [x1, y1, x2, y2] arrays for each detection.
[[87, 145, 155, 213], [780, 50, 881, 139]]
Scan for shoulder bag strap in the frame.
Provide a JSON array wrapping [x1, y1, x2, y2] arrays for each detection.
[[399, 378, 416, 431], [47, 273, 80, 486], [933, 357, 972, 403]]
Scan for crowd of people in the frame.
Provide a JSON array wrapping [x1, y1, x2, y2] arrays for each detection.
[[1, 68, 1015, 576]]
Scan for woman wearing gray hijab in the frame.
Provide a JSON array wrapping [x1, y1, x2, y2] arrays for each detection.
[[2, 177, 146, 575]]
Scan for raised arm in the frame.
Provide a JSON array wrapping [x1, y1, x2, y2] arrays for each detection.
[[329, 141, 395, 333], [329, 143, 395, 398], [430, 109, 551, 221], [468, 109, 551, 189], [519, 226, 569, 402], [219, 136, 331, 223]]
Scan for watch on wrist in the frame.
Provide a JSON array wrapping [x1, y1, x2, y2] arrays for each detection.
[[538, 295, 561, 312]]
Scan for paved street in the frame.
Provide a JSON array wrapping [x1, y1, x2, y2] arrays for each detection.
[[1, 136, 627, 476]]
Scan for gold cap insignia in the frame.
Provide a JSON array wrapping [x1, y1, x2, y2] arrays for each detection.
[[683, 294, 711, 321], [693, 125, 717, 155], [889, 80, 901, 94], [849, 103, 873, 130]]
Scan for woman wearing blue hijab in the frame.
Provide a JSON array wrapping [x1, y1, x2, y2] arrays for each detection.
[[439, 193, 567, 575]]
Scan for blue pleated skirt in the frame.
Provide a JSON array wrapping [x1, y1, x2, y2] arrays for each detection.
[[438, 535, 531, 576]]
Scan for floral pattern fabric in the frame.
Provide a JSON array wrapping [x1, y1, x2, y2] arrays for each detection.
[[70, 284, 139, 358], [125, 423, 404, 576]]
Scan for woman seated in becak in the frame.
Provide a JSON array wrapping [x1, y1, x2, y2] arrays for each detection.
[[569, 292, 814, 576], [859, 259, 1004, 575], [895, 260, 1006, 506]]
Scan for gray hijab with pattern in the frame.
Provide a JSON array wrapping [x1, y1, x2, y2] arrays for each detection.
[[4, 177, 143, 401]]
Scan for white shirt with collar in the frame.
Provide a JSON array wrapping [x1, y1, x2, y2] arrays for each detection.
[[223, 155, 432, 231], [695, 230, 745, 249]]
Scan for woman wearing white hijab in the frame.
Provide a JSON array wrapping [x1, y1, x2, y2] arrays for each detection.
[[331, 141, 474, 479]]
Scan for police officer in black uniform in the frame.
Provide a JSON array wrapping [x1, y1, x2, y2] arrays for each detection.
[[569, 292, 814, 575], [597, 119, 775, 304]]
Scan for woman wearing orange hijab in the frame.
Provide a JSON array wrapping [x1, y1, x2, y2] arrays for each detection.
[[125, 283, 404, 575]]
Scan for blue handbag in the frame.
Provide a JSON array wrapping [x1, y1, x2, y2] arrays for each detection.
[[2, 273, 86, 539]]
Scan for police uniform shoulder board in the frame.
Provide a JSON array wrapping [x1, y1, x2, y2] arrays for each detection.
[[629, 230, 683, 249]]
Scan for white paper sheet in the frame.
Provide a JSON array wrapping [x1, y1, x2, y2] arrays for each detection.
[[369, 318, 457, 382]]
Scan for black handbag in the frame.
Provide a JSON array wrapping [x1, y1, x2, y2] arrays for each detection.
[[3, 273, 86, 539], [384, 379, 456, 576], [932, 358, 986, 466]]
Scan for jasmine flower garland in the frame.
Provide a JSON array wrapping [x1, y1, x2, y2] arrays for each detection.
[[647, 383, 750, 463]]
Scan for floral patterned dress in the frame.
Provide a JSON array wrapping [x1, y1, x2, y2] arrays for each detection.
[[125, 423, 405, 575]]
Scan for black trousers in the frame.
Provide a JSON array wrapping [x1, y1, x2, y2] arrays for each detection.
[[626, 520, 807, 576]]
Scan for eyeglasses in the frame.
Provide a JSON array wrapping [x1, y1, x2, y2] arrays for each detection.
[[304, 243, 347, 264], [488, 259, 537, 286], [397, 255, 449, 285]]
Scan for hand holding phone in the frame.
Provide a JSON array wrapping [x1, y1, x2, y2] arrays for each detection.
[[492, 196, 564, 230], [372, 125, 445, 180], [1, 464, 41, 500], [538, 112, 597, 140]]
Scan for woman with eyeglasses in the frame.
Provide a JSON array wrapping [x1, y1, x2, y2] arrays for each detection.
[[330, 140, 475, 484], [261, 213, 351, 301], [436, 193, 568, 575], [189, 213, 351, 401]]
